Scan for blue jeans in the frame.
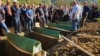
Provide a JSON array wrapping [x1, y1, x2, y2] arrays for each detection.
[[14, 17, 21, 34], [72, 19, 80, 31], [39, 16, 46, 27], [33, 17, 36, 27], [25, 19, 34, 31], [0, 22, 9, 33], [45, 15, 49, 24]]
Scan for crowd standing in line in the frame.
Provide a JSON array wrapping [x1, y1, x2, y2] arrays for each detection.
[[0, 0, 100, 37]]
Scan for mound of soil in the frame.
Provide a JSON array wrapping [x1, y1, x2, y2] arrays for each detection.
[[79, 22, 100, 35]]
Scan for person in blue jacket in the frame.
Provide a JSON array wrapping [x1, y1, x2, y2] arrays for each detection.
[[26, 5, 34, 32]]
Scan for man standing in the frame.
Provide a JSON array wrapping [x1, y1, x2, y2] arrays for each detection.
[[63, 6, 69, 21], [43, 4, 49, 24], [48, 5, 54, 22], [11, 0, 21, 34], [5, 0, 13, 28], [26, 5, 34, 32], [31, 4, 36, 27], [69, 0, 81, 31], [21, 3, 27, 31], [36, 4, 46, 27], [0, 0, 9, 36], [91, 3, 98, 21], [81, 1, 91, 27]]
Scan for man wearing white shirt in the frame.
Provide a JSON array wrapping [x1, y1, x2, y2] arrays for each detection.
[[63, 6, 69, 21], [69, 0, 81, 31], [76, 0, 83, 28]]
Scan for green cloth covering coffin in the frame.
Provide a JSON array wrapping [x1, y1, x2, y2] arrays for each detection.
[[96, 18, 100, 22], [6, 33, 42, 54], [33, 27, 61, 38], [47, 21, 72, 31]]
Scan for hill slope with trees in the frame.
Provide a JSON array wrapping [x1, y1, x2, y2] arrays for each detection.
[[2, 0, 52, 5], [2, 0, 99, 5], [53, 0, 98, 6]]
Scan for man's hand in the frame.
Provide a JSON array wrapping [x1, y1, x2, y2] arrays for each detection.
[[86, 12, 88, 15], [2, 19, 5, 22]]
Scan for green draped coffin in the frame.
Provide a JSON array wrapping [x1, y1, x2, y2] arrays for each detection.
[[47, 21, 72, 32], [33, 27, 61, 38], [25, 27, 62, 50], [97, 18, 100, 22], [6, 33, 42, 56]]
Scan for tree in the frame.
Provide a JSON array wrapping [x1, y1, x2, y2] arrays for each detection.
[[98, 0, 100, 4], [54, 0, 72, 6], [2, 0, 51, 5]]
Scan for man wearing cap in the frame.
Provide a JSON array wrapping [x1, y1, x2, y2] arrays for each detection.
[[11, 0, 21, 34]]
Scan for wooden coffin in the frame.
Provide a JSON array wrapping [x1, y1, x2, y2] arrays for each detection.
[[25, 27, 63, 50], [6, 33, 42, 56]]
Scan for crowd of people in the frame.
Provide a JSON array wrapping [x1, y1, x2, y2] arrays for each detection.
[[0, 0, 100, 37]]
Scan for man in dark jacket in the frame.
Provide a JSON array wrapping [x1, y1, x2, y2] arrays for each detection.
[[35, 4, 46, 27], [80, 1, 91, 27], [5, 0, 13, 28], [11, 0, 21, 34]]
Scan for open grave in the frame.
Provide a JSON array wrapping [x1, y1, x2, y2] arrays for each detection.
[[47, 22, 100, 56], [0, 22, 100, 56], [0, 27, 63, 56], [24, 27, 63, 50]]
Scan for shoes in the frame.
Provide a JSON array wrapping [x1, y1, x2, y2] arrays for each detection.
[[0, 36, 1, 41], [7, 30, 11, 33]]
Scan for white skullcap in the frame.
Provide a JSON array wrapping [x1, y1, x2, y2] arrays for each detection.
[[13, 0, 17, 2]]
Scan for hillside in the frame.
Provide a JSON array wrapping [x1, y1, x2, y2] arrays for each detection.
[[54, 0, 72, 6], [53, 0, 98, 6], [2, 0, 52, 5], [42, 0, 52, 5], [51, 0, 57, 4], [2, 0, 99, 5]]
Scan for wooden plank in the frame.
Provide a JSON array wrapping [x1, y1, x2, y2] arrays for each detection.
[[77, 34, 100, 38], [61, 35, 94, 56]]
